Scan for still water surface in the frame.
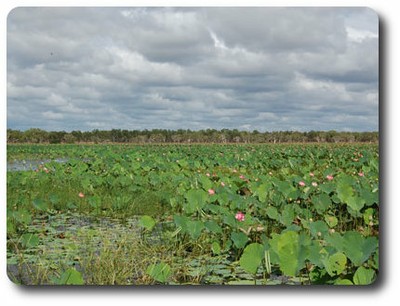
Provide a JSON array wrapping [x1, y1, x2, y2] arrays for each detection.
[[7, 158, 70, 172]]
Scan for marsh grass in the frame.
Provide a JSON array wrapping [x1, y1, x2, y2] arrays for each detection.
[[7, 212, 181, 285], [75, 228, 163, 285]]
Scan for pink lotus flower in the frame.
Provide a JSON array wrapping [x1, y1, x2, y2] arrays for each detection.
[[239, 175, 245, 179], [309, 172, 315, 177], [208, 189, 215, 195], [312, 182, 318, 187], [358, 172, 364, 177], [326, 175, 334, 181], [206, 173, 210, 177], [220, 182, 225, 187], [298, 181, 306, 187], [78, 192, 85, 198], [235, 211, 245, 222]]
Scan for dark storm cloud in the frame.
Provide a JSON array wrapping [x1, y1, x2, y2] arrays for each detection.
[[7, 7, 379, 132]]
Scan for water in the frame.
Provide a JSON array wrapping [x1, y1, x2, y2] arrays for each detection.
[[7, 158, 70, 172]]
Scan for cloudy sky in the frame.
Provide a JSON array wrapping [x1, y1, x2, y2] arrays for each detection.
[[7, 7, 379, 132]]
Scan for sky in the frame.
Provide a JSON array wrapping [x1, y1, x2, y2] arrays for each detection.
[[7, 7, 379, 132]]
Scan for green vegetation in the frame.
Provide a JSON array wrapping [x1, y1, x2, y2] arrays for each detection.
[[7, 143, 379, 285], [7, 128, 378, 144]]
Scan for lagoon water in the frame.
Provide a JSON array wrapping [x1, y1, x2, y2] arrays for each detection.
[[7, 158, 70, 172]]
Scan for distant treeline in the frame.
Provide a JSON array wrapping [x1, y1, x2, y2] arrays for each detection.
[[7, 128, 379, 144]]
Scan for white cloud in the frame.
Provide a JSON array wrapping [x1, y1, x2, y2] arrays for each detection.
[[346, 27, 379, 42], [42, 111, 64, 120], [294, 73, 352, 101], [7, 7, 379, 132]]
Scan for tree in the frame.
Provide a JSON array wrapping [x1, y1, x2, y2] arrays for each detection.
[[6, 128, 379, 144], [23, 128, 48, 143], [63, 134, 77, 144], [48, 131, 66, 144], [7, 129, 23, 143], [71, 130, 83, 142]]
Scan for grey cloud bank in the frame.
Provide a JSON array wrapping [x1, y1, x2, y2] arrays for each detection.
[[7, 7, 379, 132]]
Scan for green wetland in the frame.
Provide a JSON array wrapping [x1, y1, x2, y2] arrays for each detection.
[[7, 143, 379, 285]]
